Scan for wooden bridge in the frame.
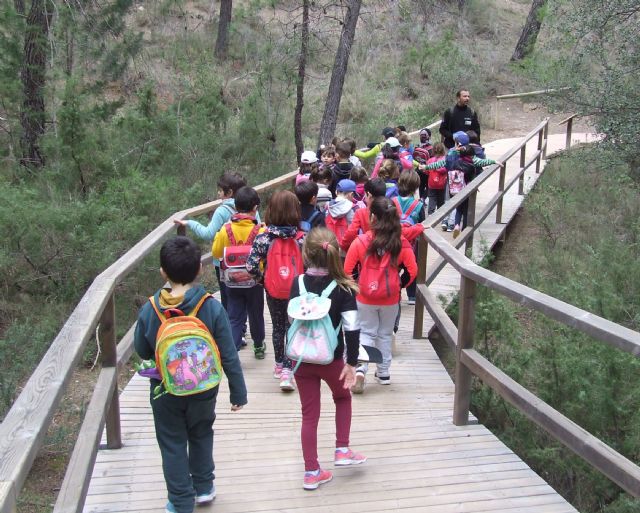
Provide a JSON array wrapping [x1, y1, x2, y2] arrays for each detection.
[[1, 118, 638, 513]]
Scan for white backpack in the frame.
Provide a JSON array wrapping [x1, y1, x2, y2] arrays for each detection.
[[286, 276, 340, 371]]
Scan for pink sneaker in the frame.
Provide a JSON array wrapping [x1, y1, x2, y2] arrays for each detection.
[[303, 469, 333, 490], [334, 448, 367, 466], [279, 368, 295, 391], [273, 363, 283, 379]]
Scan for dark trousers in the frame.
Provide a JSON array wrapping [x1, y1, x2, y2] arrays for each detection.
[[151, 386, 218, 513], [266, 292, 292, 369], [427, 188, 446, 215], [418, 171, 429, 199], [295, 359, 352, 471], [214, 266, 228, 310], [226, 285, 265, 350], [454, 199, 469, 228]]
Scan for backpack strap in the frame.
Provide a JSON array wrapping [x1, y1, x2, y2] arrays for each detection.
[[225, 223, 237, 246], [392, 197, 401, 215], [188, 293, 212, 317], [149, 296, 185, 322], [298, 274, 307, 295], [320, 280, 338, 298], [404, 199, 421, 218], [245, 224, 261, 246]]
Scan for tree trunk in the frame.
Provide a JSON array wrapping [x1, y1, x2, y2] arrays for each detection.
[[511, 0, 546, 61], [294, 0, 310, 163], [317, 0, 361, 147], [14, 0, 24, 15], [214, 0, 232, 60], [20, 0, 51, 168]]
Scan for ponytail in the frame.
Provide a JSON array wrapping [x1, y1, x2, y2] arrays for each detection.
[[302, 228, 358, 293], [367, 197, 402, 266]]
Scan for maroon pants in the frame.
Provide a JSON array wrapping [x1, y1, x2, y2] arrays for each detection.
[[295, 359, 352, 471]]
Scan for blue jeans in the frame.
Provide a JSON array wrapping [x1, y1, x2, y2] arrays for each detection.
[[225, 285, 265, 350]]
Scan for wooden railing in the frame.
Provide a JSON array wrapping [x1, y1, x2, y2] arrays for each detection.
[[409, 119, 640, 497], [1, 116, 632, 513]]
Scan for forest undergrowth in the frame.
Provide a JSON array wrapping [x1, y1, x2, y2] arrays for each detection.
[[445, 147, 640, 513]]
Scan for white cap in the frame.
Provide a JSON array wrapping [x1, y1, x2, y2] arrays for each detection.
[[300, 150, 318, 164], [386, 137, 401, 148]]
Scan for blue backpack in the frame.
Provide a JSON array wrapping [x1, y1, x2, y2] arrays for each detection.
[[300, 209, 321, 233]]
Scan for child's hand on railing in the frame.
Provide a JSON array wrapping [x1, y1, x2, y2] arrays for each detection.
[[173, 219, 188, 227]]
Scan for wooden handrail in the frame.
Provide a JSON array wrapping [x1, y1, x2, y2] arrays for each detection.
[[2, 113, 614, 513]]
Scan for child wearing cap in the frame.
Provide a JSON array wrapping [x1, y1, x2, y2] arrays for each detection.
[[296, 151, 319, 186], [325, 179, 356, 255], [371, 137, 412, 178]]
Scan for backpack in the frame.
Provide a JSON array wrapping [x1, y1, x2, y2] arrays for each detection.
[[393, 198, 421, 226], [286, 276, 340, 371], [385, 182, 399, 199], [427, 157, 448, 190], [412, 146, 432, 165], [300, 209, 321, 233], [263, 232, 305, 299], [149, 294, 223, 399], [325, 213, 349, 243], [448, 170, 466, 195], [356, 234, 401, 301], [220, 222, 261, 288]]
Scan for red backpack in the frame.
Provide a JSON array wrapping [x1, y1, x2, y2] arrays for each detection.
[[263, 232, 305, 299], [220, 222, 261, 288], [412, 146, 432, 165], [325, 214, 349, 245], [356, 234, 400, 301]]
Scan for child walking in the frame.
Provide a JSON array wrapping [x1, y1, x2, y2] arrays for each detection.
[[174, 172, 247, 310], [211, 186, 266, 356], [246, 190, 303, 391], [344, 197, 418, 393], [290, 228, 366, 490], [134, 236, 247, 513]]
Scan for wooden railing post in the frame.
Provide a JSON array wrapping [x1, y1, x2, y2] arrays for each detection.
[[565, 117, 573, 150], [412, 235, 428, 339], [543, 121, 549, 159], [518, 145, 526, 195], [536, 129, 543, 174], [464, 189, 478, 256], [453, 275, 476, 425], [100, 294, 122, 449], [495, 163, 506, 224]]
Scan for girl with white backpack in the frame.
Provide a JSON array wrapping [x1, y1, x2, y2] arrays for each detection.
[[288, 228, 366, 490]]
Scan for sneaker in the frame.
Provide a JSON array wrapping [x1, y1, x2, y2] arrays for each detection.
[[351, 371, 365, 394], [441, 222, 448, 231], [407, 297, 416, 305], [452, 224, 461, 238], [334, 448, 367, 466], [273, 363, 283, 379], [303, 469, 333, 490], [375, 372, 391, 385], [165, 502, 177, 513], [280, 369, 295, 391], [446, 224, 454, 232], [253, 343, 266, 360], [195, 484, 216, 505], [240, 336, 247, 348]]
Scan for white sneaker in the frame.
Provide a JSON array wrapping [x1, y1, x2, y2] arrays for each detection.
[[195, 483, 216, 505], [352, 371, 365, 394], [280, 369, 295, 391], [375, 372, 391, 385]]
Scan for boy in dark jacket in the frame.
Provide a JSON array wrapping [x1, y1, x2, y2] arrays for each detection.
[[134, 236, 247, 513]]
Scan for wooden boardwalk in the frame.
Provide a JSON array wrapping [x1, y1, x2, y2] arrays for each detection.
[[83, 134, 596, 513]]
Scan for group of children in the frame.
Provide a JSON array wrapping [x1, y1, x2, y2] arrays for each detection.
[[135, 125, 499, 513]]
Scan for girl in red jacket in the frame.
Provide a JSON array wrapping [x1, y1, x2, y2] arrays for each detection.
[[344, 197, 418, 393]]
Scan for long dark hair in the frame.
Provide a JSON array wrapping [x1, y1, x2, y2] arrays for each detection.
[[367, 197, 402, 265]]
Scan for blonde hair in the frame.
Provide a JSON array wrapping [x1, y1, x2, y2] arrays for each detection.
[[398, 132, 411, 147], [302, 228, 358, 293], [378, 159, 399, 181]]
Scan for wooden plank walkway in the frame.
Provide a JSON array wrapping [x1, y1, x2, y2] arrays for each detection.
[[83, 133, 597, 513]]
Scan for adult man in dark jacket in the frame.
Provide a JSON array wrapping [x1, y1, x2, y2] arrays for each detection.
[[439, 90, 481, 148]]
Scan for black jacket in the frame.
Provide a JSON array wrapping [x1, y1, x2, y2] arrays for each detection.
[[439, 104, 481, 148]]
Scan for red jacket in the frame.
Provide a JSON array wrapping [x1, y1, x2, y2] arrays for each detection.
[[340, 207, 425, 251], [344, 231, 418, 306]]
